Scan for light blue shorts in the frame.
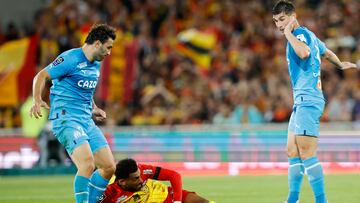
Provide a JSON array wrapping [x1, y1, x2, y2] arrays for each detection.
[[51, 118, 108, 155], [288, 96, 325, 137]]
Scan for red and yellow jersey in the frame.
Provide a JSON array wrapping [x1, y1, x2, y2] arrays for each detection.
[[99, 164, 182, 203], [99, 178, 168, 203]]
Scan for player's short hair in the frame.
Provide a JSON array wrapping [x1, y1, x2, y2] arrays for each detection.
[[272, 0, 295, 15], [85, 24, 116, 44], [115, 158, 138, 180]]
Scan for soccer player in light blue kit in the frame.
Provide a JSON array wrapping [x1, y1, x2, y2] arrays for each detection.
[[272, 1, 358, 203], [30, 24, 117, 203]]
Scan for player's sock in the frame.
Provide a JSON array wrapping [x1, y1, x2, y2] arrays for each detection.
[[303, 156, 327, 203], [287, 157, 304, 203], [89, 170, 109, 203], [74, 175, 90, 203]]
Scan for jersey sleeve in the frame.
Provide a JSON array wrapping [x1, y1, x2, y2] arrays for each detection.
[[156, 167, 182, 201], [294, 29, 311, 46], [45, 53, 76, 79], [138, 164, 159, 180], [316, 38, 327, 56]]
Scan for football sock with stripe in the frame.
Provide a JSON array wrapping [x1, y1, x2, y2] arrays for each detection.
[[303, 156, 327, 203], [89, 170, 109, 203], [74, 175, 90, 203], [287, 157, 304, 203]]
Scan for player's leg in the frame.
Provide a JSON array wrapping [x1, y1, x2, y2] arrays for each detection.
[[71, 143, 95, 203], [54, 120, 94, 203], [88, 124, 116, 203], [286, 107, 304, 203], [182, 190, 215, 203], [295, 103, 327, 203], [183, 193, 208, 203]]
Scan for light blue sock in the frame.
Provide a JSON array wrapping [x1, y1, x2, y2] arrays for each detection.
[[287, 157, 304, 203], [89, 170, 109, 203], [303, 157, 327, 203], [74, 175, 90, 203]]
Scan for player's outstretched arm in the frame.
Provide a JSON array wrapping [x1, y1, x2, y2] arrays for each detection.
[[323, 48, 358, 70], [29, 69, 50, 119]]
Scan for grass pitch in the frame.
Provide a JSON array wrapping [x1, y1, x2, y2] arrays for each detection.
[[0, 174, 359, 202]]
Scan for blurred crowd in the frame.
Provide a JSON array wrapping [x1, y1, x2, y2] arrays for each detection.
[[0, 0, 359, 128]]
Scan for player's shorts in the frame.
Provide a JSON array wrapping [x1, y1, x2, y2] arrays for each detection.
[[51, 117, 108, 155], [288, 95, 325, 137], [164, 188, 195, 203]]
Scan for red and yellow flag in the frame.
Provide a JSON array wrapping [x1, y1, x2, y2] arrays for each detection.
[[0, 36, 38, 106]]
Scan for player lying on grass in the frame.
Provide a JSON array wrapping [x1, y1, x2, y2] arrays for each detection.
[[98, 158, 216, 203]]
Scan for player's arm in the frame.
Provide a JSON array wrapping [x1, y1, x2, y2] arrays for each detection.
[[30, 54, 75, 119], [284, 17, 310, 59], [29, 69, 50, 119], [323, 48, 358, 70], [154, 166, 182, 203]]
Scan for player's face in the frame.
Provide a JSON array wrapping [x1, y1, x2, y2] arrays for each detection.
[[272, 12, 294, 34], [123, 169, 143, 192], [94, 38, 114, 61]]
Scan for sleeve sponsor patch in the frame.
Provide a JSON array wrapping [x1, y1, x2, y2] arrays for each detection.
[[296, 34, 307, 43], [143, 169, 153, 175], [52, 57, 64, 66]]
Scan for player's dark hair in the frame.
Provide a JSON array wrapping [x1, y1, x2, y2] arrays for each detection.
[[85, 24, 116, 44], [115, 158, 138, 180], [272, 0, 295, 15]]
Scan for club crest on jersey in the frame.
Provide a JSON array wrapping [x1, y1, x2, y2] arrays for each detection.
[[77, 62, 87, 69], [296, 34, 307, 43], [52, 57, 64, 66]]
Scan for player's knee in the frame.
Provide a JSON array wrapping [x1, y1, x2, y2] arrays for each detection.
[[99, 162, 116, 178], [104, 163, 116, 176], [298, 148, 315, 160], [79, 157, 95, 174], [286, 147, 299, 158], [299, 151, 313, 160]]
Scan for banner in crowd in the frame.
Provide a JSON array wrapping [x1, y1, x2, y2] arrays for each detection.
[[176, 28, 217, 73], [0, 36, 38, 106]]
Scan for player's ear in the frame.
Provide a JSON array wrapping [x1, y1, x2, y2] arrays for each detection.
[[118, 179, 126, 186], [94, 40, 101, 48]]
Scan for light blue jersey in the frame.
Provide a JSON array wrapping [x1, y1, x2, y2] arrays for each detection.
[[286, 26, 326, 102], [45, 48, 107, 155], [45, 48, 100, 120], [287, 27, 327, 137]]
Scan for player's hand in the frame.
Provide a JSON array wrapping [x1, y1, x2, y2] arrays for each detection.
[[29, 100, 50, 119], [340, 61, 358, 70], [93, 107, 106, 122], [284, 16, 297, 34]]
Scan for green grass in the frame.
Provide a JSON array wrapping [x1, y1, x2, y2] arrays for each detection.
[[0, 174, 359, 202]]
